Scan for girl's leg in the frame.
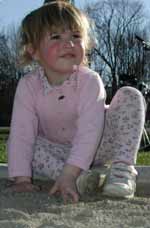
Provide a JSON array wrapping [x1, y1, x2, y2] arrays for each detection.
[[94, 86, 145, 165], [32, 136, 71, 180], [93, 86, 145, 198]]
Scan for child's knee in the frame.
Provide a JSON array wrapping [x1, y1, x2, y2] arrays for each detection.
[[117, 86, 143, 98], [116, 86, 146, 109]]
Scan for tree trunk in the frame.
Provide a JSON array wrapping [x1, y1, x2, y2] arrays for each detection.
[[111, 71, 118, 97]]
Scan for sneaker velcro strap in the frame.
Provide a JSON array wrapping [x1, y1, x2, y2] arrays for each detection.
[[111, 163, 138, 176], [110, 169, 136, 180]]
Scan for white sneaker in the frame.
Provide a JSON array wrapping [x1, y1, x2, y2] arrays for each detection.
[[103, 162, 138, 199]]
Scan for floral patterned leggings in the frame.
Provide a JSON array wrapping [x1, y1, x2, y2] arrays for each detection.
[[32, 86, 145, 180]]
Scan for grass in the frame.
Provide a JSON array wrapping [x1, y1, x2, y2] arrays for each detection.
[[137, 152, 150, 165], [0, 129, 150, 165], [0, 143, 7, 163], [0, 138, 7, 163]]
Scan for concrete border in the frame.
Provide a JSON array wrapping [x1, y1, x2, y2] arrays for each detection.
[[0, 163, 8, 179], [0, 163, 150, 196], [0, 163, 150, 183]]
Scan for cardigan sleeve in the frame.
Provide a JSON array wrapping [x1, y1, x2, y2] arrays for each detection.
[[7, 77, 38, 178], [66, 73, 106, 170]]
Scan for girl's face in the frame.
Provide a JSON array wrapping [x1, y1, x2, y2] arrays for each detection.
[[33, 29, 85, 75]]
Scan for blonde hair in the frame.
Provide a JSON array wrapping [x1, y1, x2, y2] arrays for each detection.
[[19, 1, 92, 66]]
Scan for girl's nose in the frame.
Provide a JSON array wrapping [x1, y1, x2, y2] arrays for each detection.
[[63, 39, 74, 48]]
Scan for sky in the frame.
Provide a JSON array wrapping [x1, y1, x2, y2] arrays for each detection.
[[0, 0, 93, 29], [0, 0, 150, 30]]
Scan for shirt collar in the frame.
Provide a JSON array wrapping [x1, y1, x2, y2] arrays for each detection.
[[38, 66, 79, 96]]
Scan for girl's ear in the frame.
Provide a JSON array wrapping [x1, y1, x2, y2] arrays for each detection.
[[26, 44, 34, 56], [26, 44, 39, 61]]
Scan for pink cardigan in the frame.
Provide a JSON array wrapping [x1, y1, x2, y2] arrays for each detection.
[[7, 66, 106, 178]]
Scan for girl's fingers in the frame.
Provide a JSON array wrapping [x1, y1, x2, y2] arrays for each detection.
[[62, 192, 68, 204], [9, 183, 41, 192], [49, 181, 79, 203], [62, 188, 79, 204], [49, 183, 59, 195], [68, 190, 79, 203]]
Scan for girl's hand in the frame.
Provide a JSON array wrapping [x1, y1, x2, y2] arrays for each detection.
[[10, 181, 41, 192], [8, 176, 40, 192], [49, 164, 81, 204], [49, 173, 79, 203]]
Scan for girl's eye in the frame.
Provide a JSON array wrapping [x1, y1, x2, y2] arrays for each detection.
[[73, 34, 82, 39], [50, 34, 61, 40]]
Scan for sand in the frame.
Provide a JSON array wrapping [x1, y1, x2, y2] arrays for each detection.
[[0, 178, 150, 228]]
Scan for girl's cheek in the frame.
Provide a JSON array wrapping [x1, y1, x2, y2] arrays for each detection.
[[49, 42, 60, 50], [41, 44, 57, 59], [47, 43, 59, 56]]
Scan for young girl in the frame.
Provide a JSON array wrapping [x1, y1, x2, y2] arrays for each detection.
[[7, 1, 145, 203]]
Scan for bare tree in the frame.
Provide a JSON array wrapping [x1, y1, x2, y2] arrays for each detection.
[[86, 0, 149, 95], [0, 28, 19, 126], [43, 0, 75, 4]]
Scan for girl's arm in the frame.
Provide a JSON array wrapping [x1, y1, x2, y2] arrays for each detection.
[[50, 72, 105, 203], [66, 72, 106, 171], [7, 77, 38, 179]]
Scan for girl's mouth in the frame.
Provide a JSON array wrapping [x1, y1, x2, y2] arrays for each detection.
[[60, 53, 75, 58]]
